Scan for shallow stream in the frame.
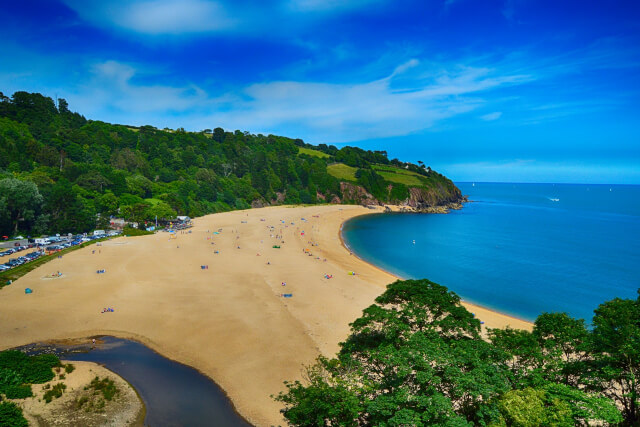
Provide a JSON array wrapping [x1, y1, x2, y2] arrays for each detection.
[[19, 336, 252, 427]]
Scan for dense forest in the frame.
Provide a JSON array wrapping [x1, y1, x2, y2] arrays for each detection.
[[276, 279, 640, 426], [0, 91, 461, 236]]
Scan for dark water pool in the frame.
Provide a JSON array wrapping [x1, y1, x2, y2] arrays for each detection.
[[21, 336, 252, 427]]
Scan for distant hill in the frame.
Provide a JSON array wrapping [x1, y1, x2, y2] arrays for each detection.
[[0, 91, 462, 235]]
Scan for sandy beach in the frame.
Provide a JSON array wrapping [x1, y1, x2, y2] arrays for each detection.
[[0, 205, 531, 426]]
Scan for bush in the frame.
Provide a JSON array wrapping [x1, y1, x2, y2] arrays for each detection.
[[122, 227, 153, 236], [75, 395, 89, 409], [43, 383, 66, 403], [3, 385, 32, 399], [89, 376, 118, 401], [0, 350, 59, 397], [64, 364, 75, 374], [0, 401, 28, 427]]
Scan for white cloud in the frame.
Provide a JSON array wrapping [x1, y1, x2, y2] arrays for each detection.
[[480, 111, 502, 121], [62, 0, 383, 35], [68, 61, 208, 120], [63, 0, 235, 35], [38, 58, 531, 142], [201, 64, 528, 142], [286, 0, 381, 12]]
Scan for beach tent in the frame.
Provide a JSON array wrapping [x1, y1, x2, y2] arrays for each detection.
[[25, 288, 33, 294]]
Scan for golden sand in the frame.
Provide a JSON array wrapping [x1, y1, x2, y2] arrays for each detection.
[[0, 205, 531, 426]]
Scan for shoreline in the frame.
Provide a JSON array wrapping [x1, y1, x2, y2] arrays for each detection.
[[0, 204, 531, 426], [338, 207, 534, 331]]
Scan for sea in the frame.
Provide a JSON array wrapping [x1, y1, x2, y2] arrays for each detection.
[[342, 182, 640, 324]]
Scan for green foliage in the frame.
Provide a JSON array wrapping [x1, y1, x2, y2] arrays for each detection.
[[0, 401, 28, 427], [589, 295, 640, 424], [494, 387, 572, 427], [3, 385, 32, 399], [122, 227, 154, 236], [64, 363, 75, 374], [0, 178, 46, 234], [43, 382, 66, 403], [0, 350, 59, 397], [276, 280, 632, 426], [0, 91, 460, 236], [88, 376, 118, 401]]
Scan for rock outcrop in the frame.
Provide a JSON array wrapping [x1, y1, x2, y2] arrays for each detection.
[[335, 181, 465, 213]]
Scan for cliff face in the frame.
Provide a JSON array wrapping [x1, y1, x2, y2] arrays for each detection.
[[337, 182, 464, 212], [405, 184, 463, 210], [339, 182, 382, 206]]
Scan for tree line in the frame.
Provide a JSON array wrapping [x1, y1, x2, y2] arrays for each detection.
[[0, 91, 459, 236], [276, 279, 640, 426]]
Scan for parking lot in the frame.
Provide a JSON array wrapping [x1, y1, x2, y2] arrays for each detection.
[[0, 232, 121, 273]]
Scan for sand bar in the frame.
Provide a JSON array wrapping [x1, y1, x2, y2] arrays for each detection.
[[0, 205, 531, 426]]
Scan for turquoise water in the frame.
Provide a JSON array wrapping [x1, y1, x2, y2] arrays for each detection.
[[342, 183, 640, 323]]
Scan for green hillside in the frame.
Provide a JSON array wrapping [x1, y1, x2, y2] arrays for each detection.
[[0, 91, 461, 236]]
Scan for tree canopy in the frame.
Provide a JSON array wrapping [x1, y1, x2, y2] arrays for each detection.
[[276, 279, 639, 426], [0, 91, 460, 236]]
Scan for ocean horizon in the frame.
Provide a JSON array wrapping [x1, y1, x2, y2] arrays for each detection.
[[342, 182, 640, 323]]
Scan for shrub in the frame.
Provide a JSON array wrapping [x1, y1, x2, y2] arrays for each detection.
[[64, 364, 75, 374], [123, 227, 153, 236], [3, 385, 32, 399], [0, 401, 28, 427], [75, 395, 89, 409], [89, 377, 118, 401], [43, 383, 66, 403]]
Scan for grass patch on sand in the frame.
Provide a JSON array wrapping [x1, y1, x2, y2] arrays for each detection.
[[122, 227, 154, 237], [0, 237, 111, 287], [298, 147, 330, 158], [327, 163, 358, 181], [74, 376, 120, 413], [87, 376, 119, 401], [43, 383, 66, 403]]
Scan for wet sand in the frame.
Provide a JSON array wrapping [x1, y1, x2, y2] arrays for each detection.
[[0, 205, 531, 426]]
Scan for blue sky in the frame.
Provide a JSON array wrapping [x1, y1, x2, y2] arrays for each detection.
[[1, 0, 639, 183]]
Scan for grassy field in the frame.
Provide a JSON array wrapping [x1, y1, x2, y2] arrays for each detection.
[[0, 237, 112, 287], [372, 165, 426, 186], [298, 147, 330, 158], [327, 163, 358, 181]]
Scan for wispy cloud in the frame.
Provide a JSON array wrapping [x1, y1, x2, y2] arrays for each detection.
[[53, 58, 531, 141], [286, 0, 381, 13], [63, 0, 235, 35], [61, 0, 385, 36], [481, 111, 502, 121], [198, 62, 529, 142], [67, 61, 208, 121]]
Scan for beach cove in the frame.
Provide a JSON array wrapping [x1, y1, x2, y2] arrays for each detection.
[[0, 205, 531, 426]]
